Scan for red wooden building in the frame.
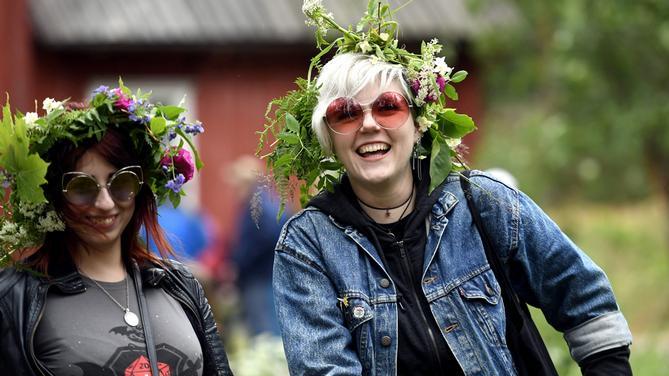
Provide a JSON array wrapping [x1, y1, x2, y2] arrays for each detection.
[[0, 0, 512, 255]]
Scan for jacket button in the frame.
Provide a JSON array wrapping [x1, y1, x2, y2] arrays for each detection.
[[352, 306, 366, 319], [379, 278, 390, 288], [381, 336, 392, 347]]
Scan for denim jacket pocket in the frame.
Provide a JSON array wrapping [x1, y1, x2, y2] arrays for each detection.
[[458, 269, 507, 347], [340, 295, 374, 372]]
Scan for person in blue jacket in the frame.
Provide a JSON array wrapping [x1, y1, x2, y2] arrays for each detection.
[[259, 1, 633, 375]]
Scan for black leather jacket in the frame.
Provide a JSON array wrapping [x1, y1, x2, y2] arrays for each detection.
[[0, 258, 233, 375]]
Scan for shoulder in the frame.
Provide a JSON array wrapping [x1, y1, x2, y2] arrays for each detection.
[[0, 266, 33, 304], [160, 259, 196, 280], [278, 207, 334, 242], [441, 170, 520, 210]]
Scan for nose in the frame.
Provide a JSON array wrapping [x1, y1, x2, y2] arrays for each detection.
[[94, 186, 116, 210], [359, 107, 380, 132]]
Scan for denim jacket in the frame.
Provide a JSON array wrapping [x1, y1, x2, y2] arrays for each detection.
[[273, 171, 632, 376]]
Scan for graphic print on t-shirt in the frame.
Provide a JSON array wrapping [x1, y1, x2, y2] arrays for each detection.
[[73, 324, 203, 375]]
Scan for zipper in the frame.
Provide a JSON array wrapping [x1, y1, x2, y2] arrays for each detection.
[[29, 284, 53, 376], [397, 241, 445, 373]]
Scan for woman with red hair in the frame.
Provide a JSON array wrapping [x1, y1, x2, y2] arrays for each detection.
[[0, 84, 233, 375]]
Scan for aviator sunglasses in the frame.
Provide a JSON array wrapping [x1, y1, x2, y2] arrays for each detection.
[[324, 91, 413, 135], [62, 165, 144, 206]]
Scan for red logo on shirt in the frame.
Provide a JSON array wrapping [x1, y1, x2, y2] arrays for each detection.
[[125, 355, 171, 376]]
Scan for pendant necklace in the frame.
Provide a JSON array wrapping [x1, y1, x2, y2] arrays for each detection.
[[358, 183, 415, 218], [80, 270, 140, 327]]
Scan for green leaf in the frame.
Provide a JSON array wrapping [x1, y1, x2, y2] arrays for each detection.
[[157, 105, 185, 120], [150, 117, 167, 136], [15, 153, 49, 203], [450, 70, 468, 83], [443, 84, 459, 100], [437, 110, 476, 138], [285, 113, 300, 133], [278, 132, 300, 145], [429, 136, 452, 192]]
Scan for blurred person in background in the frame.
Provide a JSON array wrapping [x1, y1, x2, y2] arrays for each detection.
[[225, 155, 288, 337], [258, 1, 632, 375], [0, 85, 233, 375]]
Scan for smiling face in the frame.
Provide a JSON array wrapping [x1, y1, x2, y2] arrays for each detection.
[[329, 80, 419, 191], [65, 149, 135, 254]]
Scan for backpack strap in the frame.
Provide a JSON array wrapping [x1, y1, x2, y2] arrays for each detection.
[[459, 170, 558, 376]]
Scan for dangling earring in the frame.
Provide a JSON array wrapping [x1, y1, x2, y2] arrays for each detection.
[[412, 139, 422, 181]]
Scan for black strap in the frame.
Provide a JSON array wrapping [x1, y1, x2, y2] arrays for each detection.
[[131, 262, 160, 376], [459, 171, 558, 376]]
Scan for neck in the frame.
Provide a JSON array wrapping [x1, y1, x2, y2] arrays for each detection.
[[74, 242, 126, 282], [350, 169, 415, 224]]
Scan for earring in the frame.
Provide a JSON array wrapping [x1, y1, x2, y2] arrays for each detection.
[[412, 140, 422, 181]]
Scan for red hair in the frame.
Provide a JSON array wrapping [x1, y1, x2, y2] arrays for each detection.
[[28, 127, 174, 275]]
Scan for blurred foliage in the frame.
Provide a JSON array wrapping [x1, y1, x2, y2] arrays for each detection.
[[536, 197, 669, 375], [469, 0, 669, 203]]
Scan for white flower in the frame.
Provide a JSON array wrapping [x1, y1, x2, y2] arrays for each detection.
[[42, 98, 64, 114], [37, 210, 66, 232], [446, 138, 462, 149], [379, 32, 389, 42], [24, 112, 39, 127], [302, 0, 324, 16], [433, 57, 452, 76], [416, 116, 431, 133], [358, 40, 372, 54]]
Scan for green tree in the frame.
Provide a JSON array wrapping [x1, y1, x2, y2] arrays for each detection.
[[470, 0, 669, 205]]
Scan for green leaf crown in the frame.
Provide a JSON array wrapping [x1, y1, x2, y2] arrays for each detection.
[[257, 0, 477, 213], [0, 80, 204, 263]]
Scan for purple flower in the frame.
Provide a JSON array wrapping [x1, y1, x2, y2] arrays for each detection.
[[410, 79, 421, 95], [165, 174, 186, 193], [112, 88, 133, 111], [436, 75, 446, 92], [185, 121, 205, 135], [93, 85, 110, 95], [160, 148, 195, 182]]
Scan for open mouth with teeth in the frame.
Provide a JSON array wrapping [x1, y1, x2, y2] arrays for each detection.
[[357, 143, 390, 158], [86, 215, 117, 227]]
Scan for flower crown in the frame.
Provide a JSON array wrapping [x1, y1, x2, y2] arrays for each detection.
[[0, 80, 204, 264], [257, 0, 476, 214]]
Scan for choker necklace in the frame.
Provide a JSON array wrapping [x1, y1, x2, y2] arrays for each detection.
[[357, 184, 415, 218], [80, 270, 140, 327]]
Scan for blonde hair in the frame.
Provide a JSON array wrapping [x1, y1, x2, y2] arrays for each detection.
[[311, 53, 412, 155]]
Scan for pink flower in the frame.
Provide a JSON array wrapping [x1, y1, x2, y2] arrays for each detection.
[[161, 148, 195, 182], [113, 88, 132, 111]]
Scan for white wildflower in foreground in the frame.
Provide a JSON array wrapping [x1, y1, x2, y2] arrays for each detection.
[[447, 138, 462, 149], [416, 116, 431, 133], [302, 0, 324, 17], [433, 57, 452, 76], [42, 98, 64, 114], [24, 112, 39, 127], [358, 40, 372, 54], [37, 211, 66, 232]]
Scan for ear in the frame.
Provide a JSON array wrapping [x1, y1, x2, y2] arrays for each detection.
[[413, 125, 422, 145]]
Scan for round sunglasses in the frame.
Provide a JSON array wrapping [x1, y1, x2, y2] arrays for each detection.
[[61, 165, 144, 206], [324, 91, 413, 135]]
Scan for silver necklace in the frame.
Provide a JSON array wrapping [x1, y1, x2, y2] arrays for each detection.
[[81, 270, 140, 327]]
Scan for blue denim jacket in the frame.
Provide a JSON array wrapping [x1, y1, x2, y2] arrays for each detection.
[[273, 171, 632, 375]]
